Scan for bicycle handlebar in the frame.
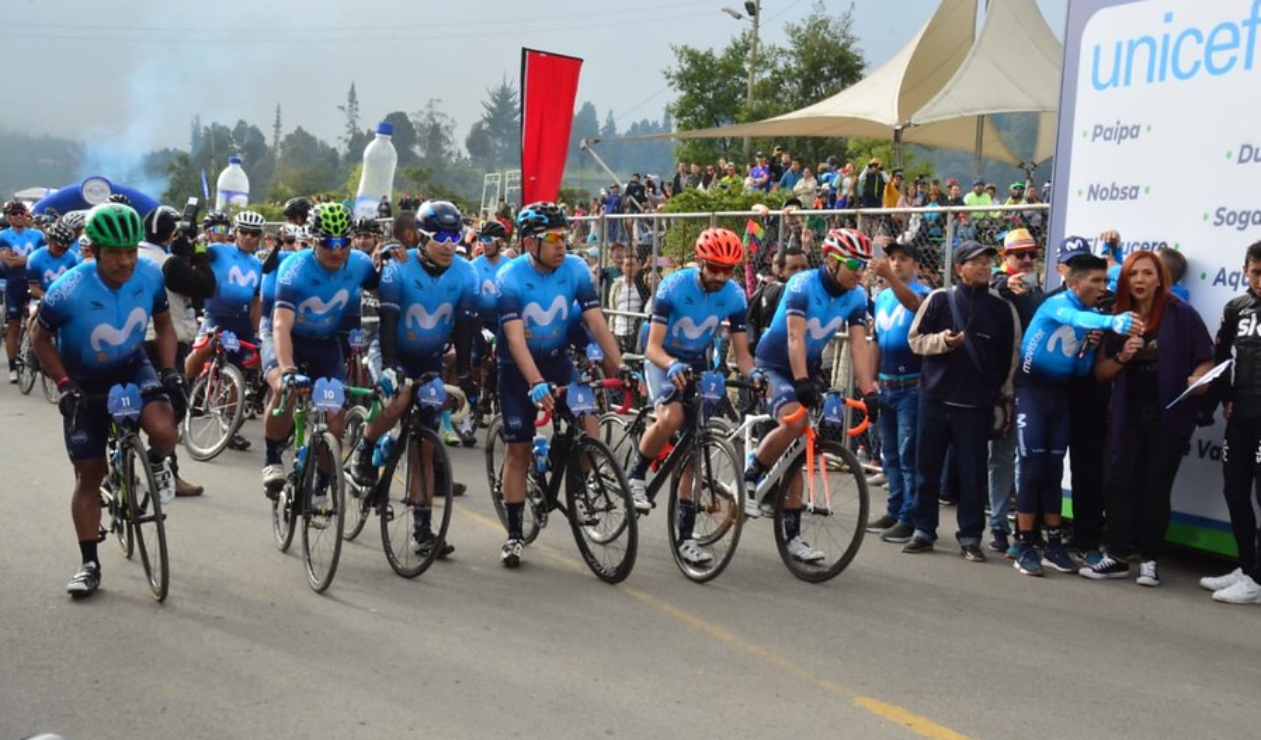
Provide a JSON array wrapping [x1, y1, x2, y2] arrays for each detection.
[[534, 378, 632, 428]]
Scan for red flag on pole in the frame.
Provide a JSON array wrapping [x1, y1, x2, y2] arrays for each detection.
[[520, 48, 583, 205]]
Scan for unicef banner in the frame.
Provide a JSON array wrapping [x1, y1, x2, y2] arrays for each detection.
[[1050, 0, 1261, 554]]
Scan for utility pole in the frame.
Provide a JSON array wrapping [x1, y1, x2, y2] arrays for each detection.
[[723, 0, 761, 162]]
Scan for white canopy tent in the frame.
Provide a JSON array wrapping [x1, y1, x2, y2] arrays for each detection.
[[633, 0, 1023, 166], [911, 0, 1064, 164]]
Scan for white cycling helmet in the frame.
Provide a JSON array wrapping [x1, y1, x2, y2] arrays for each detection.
[[234, 210, 266, 230]]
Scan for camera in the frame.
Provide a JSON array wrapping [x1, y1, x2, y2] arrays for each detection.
[[178, 197, 200, 239]]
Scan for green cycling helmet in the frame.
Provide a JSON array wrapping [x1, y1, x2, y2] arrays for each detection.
[[309, 202, 352, 239], [84, 203, 144, 248]]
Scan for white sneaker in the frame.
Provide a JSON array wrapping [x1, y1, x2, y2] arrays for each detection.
[[500, 538, 524, 568], [7, 369, 16, 383], [743, 479, 762, 519], [262, 464, 285, 489], [786, 536, 825, 563], [1212, 573, 1261, 604], [677, 538, 713, 565], [1200, 567, 1243, 592], [628, 478, 651, 513], [150, 458, 175, 505], [1136, 560, 1160, 587]]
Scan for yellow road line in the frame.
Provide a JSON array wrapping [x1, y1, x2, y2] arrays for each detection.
[[451, 501, 972, 740]]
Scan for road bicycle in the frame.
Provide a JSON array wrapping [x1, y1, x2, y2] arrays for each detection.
[[90, 383, 170, 602], [341, 375, 466, 578], [183, 327, 254, 461], [722, 378, 871, 583], [599, 370, 745, 583], [269, 374, 367, 593], [14, 301, 58, 403], [484, 377, 639, 584]]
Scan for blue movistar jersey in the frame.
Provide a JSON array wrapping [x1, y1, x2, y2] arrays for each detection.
[[25, 247, 82, 294], [1019, 290, 1131, 384], [205, 243, 262, 318], [471, 252, 511, 325], [496, 254, 600, 363], [873, 281, 932, 377], [379, 250, 480, 359], [274, 250, 378, 340], [0, 227, 48, 282], [260, 250, 294, 322], [650, 267, 748, 363], [37, 259, 169, 378], [755, 267, 868, 373], [1106, 264, 1121, 293]]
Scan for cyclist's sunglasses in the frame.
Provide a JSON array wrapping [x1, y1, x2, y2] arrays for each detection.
[[426, 230, 462, 244], [701, 260, 736, 277], [207, 225, 228, 235], [237, 228, 263, 237], [537, 231, 567, 243], [319, 236, 351, 250], [830, 255, 867, 272], [477, 235, 498, 243]]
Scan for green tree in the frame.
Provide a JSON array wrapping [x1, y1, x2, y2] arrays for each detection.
[[274, 126, 340, 197], [477, 78, 521, 170], [414, 100, 459, 169], [383, 111, 420, 168], [338, 82, 360, 151], [663, 36, 751, 164]]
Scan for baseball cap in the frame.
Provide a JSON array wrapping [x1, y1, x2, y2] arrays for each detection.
[[1057, 235, 1094, 264], [954, 240, 997, 264], [972, 177, 986, 187], [1010, 181, 1027, 190], [1002, 228, 1038, 252], [892, 168, 904, 177], [755, 151, 767, 158], [885, 242, 920, 262]]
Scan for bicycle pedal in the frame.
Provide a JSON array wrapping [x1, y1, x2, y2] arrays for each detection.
[[96, 526, 108, 543]]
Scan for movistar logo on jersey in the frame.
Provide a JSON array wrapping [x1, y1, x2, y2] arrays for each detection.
[[297, 289, 349, 316], [42, 269, 83, 309], [481, 279, 497, 297], [90, 307, 147, 352], [405, 303, 453, 331], [672, 316, 719, 341], [805, 316, 846, 342], [227, 265, 258, 288], [521, 296, 568, 328], [43, 267, 69, 284], [1046, 325, 1080, 356], [874, 305, 908, 333]]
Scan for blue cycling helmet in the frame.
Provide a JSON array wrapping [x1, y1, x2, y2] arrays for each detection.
[[417, 200, 462, 234], [516, 201, 567, 238]]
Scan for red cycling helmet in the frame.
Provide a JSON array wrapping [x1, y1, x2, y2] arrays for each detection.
[[694, 227, 744, 266], [821, 228, 872, 262]]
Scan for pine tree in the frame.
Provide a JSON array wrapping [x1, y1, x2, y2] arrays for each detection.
[[272, 103, 283, 155], [338, 82, 361, 150]]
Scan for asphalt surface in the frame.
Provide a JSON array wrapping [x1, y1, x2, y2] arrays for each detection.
[[2, 385, 1259, 740]]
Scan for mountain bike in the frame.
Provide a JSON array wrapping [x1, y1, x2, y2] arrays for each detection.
[[269, 375, 366, 593], [341, 375, 466, 578], [723, 378, 871, 583], [183, 327, 252, 461], [90, 384, 170, 602], [599, 370, 745, 583], [485, 377, 639, 583]]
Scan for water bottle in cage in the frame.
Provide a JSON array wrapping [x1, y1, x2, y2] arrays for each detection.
[[532, 434, 550, 475]]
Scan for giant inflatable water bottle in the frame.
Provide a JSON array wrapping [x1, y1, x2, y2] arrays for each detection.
[[354, 121, 398, 220], [215, 156, 250, 211]]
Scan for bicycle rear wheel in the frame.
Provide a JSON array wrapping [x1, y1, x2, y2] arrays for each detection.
[[566, 435, 637, 584], [183, 363, 246, 462], [380, 425, 453, 578], [340, 406, 372, 541], [597, 412, 639, 472], [485, 415, 542, 544], [773, 439, 868, 583], [667, 432, 743, 583], [302, 430, 346, 593], [122, 436, 169, 602], [271, 478, 298, 553], [16, 330, 36, 395]]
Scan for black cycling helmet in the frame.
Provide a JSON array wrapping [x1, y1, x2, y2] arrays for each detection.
[[283, 197, 312, 220], [353, 216, 382, 235], [3, 200, 28, 215], [106, 193, 133, 206], [515, 201, 567, 238], [202, 210, 230, 228], [45, 221, 76, 246], [417, 200, 462, 234], [478, 220, 507, 239], [144, 206, 180, 243]]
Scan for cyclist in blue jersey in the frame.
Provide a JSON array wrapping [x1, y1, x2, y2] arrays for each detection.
[[1, 201, 48, 382], [622, 228, 759, 564], [26, 221, 82, 299], [866, 244, 931, 544], [261, 203, 380, 491], [348, 201, 481, 556], [746, 228, 879, 563], [1010, 253, 1142, 577], [31, 204, 188, 598], [495, 201, 633, 568]]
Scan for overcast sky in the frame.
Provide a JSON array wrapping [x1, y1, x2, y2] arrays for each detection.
[[1, 0, 1067, 158]]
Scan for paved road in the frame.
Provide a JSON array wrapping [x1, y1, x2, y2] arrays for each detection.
[[2, 386, 1258, 740]]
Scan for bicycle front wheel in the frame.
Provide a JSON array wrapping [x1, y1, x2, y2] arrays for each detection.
[[122, 436, 169, 602], [340, 406, 372, 541], [183, 363, 246, 462], [485, 415, 541, 544], [16, 331, 36, 395], [302, 430, 346, 593], [380, 425, 453, 578], [566, 435, 637, 584], [773, 439, 869, 583], [667, 432, 744, 583]]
